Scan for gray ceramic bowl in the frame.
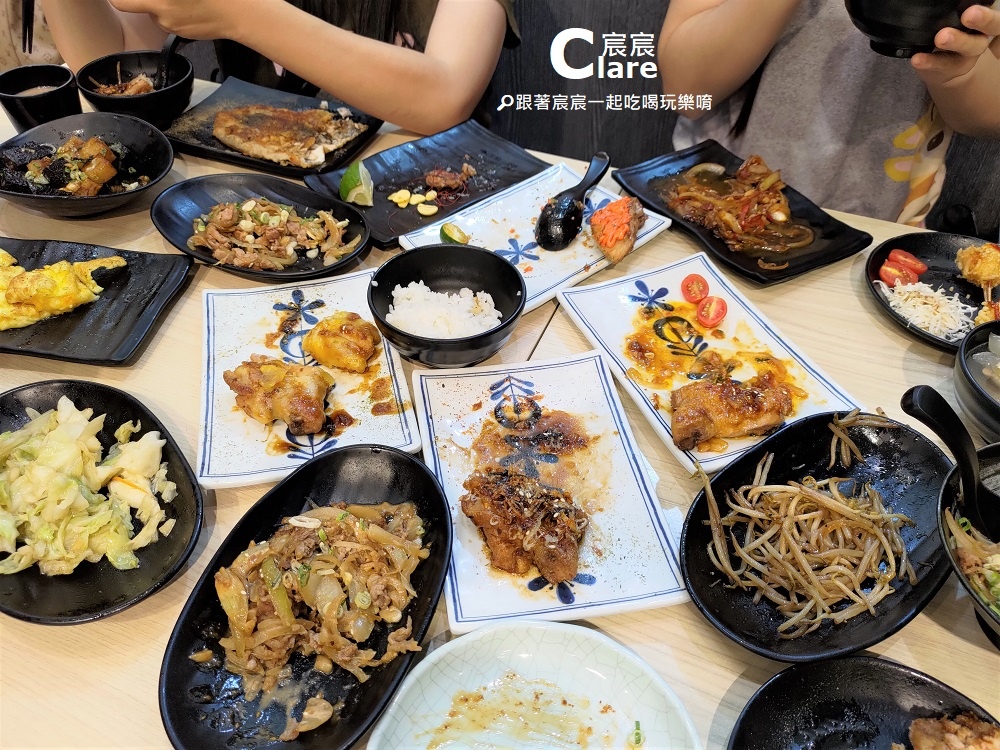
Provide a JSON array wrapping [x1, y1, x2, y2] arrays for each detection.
[[367, 244, 526, 368], [955, 321, 1000, 442]]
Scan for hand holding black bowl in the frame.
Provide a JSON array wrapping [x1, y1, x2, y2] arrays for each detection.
[[845, 0, 991, 57]]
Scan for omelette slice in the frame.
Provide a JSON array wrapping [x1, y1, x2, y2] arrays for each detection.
[[0, 249, 127, 331]]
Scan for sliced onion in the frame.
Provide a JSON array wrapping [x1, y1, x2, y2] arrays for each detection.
[[684, 162, 727, 180]]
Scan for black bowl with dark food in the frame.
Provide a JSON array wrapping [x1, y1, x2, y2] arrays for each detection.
[[846, 0, 991, 57], [955, 321, 1000, 442], [367, 243, 526, 368], [77, 49, 194, 129], [0, 379, 203, 625], [681, 410, 954, 662], [159, 444, 452, 750], [0, 112, 173, 217], [938, 443, 1000, 648]]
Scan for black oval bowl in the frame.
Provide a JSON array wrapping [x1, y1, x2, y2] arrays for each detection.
[[150, 172, 370, 282], [77, 50, 194, 130], [938, 443, 1000, 645], [159, 444, 452, 750], [681, 411, 953, 662], [728, 654, 997, 749], [845, 0, 989, 57], [367, 243, 526, 368], [0, 112, 173, 217], [0, 379, 203, 625], [864, 231, 983, 352], [955, 321, 1000, 442]]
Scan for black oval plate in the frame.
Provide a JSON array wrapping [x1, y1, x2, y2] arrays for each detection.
[[729, 654, 998, 749], [681, 411, 953, 662], [0, 238, 193, 365], [150, 173, 370, 282], [613, 140, 873, 284], [162, 77, 381, 178], [0, 379, 203, 624], [0, 112, 174, 217], [159, 444, 452, 750], [864, 231, 986, 352], [305, 119, 549, 248]]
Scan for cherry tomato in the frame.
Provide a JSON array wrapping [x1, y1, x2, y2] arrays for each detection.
[[696, 296, 727, 328], [879, 260, 919, 287], [887, 248, 928, 275], [681, 273, 709, 303]]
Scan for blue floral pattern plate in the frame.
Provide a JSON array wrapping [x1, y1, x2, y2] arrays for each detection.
[[411, 351, 687, 634], [558, 253, 861, 475], [199, 269, 419, 489], [398, 163, 670, 313]]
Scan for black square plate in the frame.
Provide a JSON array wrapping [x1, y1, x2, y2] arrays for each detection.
[[163, 77, 381, 178], [0, 238, 193, 365], [305, 120, 549, 248], [613, 140, 873, 284]]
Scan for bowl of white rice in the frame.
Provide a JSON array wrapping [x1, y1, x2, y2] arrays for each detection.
[[368, 244, 526, 367]]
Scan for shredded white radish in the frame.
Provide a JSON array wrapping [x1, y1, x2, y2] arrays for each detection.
[[874, 280, 976, 341]]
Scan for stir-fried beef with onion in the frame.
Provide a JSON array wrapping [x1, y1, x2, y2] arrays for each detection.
[[188, 197, 360, 271], [659, 155, 814, 253], [214, 502, 427, 708]]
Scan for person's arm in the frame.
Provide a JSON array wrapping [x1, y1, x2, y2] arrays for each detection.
[[912, 4, 1000, 138], [657, 0, 801, 120], [104, 0, 507, 134], [37, 0, 167, 70]]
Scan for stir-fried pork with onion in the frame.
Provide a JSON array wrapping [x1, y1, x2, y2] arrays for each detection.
[[214, 502, 428, 713], [188, 198, 360, 271], [658, 155, 814, 253]]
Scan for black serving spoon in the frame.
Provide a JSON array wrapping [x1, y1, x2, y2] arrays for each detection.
[[535, 151, 611, 251], [901, 384, 1000, 541], [154, 33, 184, 90]]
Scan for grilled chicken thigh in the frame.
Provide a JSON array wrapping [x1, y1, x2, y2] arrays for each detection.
[[223, 354, 334, 435]]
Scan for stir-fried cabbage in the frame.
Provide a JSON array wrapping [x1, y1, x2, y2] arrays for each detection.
[[0, 396, 177, 576]]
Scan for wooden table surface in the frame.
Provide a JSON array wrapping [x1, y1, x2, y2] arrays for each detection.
[[0, 82, 996, 750]]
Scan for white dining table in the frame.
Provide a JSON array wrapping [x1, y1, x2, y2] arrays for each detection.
[[0, 79, 996, 750]]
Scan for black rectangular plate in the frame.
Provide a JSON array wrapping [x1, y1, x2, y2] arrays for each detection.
[[305, 120, 549, 248], [163, 77, 382, 178], [0, 238, 193, 365], [613, 140, 874, 284]]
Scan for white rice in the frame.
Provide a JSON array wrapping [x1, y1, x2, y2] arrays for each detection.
[[386, 281, 503, 338]]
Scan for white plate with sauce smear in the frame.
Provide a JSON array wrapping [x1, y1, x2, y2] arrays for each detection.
[[369, 620, 700, 750], [199, 268, 420, 489], [558, 252, 861, 475], [398, 163, 670, 313]]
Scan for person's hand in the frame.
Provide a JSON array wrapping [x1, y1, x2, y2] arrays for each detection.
[[107, 0, 238, 41], [911, 4, 1000, 86]]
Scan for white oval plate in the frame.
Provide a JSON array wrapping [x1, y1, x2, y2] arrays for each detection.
[[369, 620, 700, 750]]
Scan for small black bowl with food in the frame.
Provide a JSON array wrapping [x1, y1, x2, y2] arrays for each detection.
[[955, 321, 1000, 443], [367, 243, 526, 368], [0, 112, 173, 217], [77, 49, 194, 130], [845, 0, 991, 57]]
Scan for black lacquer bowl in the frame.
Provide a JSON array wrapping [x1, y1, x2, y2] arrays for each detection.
[[728, 654, 997, 749], [846, 0, 990, 57], [681, 411, 953, 662], [864, 231, 984, 352], [150, 172, 370, 281], [367, 243, 526, 367], [77, 49, 194, 129], [0, 380, 203, 624], [954, 321, 1000, 442], [613, 140, 873, 284], [159, 445, 452, 750], [0, 112, 173, 217]]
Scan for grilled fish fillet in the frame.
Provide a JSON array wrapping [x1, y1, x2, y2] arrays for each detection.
[[213, 105, 368, 168]]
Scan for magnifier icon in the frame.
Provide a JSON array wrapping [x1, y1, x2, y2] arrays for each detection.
[[496, 94, 514, 111]]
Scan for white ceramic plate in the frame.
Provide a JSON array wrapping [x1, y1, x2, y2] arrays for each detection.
[[369, 620, 700, 750], [558, 253, 861, 475], [412, 351, 687, 634], [398, 163, 671, 313], [198, 269, 420, 489]]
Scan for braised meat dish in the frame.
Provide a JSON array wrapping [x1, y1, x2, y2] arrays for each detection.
[[424, 162, 476, 191], [223, 354, 334, 435], [461, 469, 588, 584], [0, 136, 148, 197]]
